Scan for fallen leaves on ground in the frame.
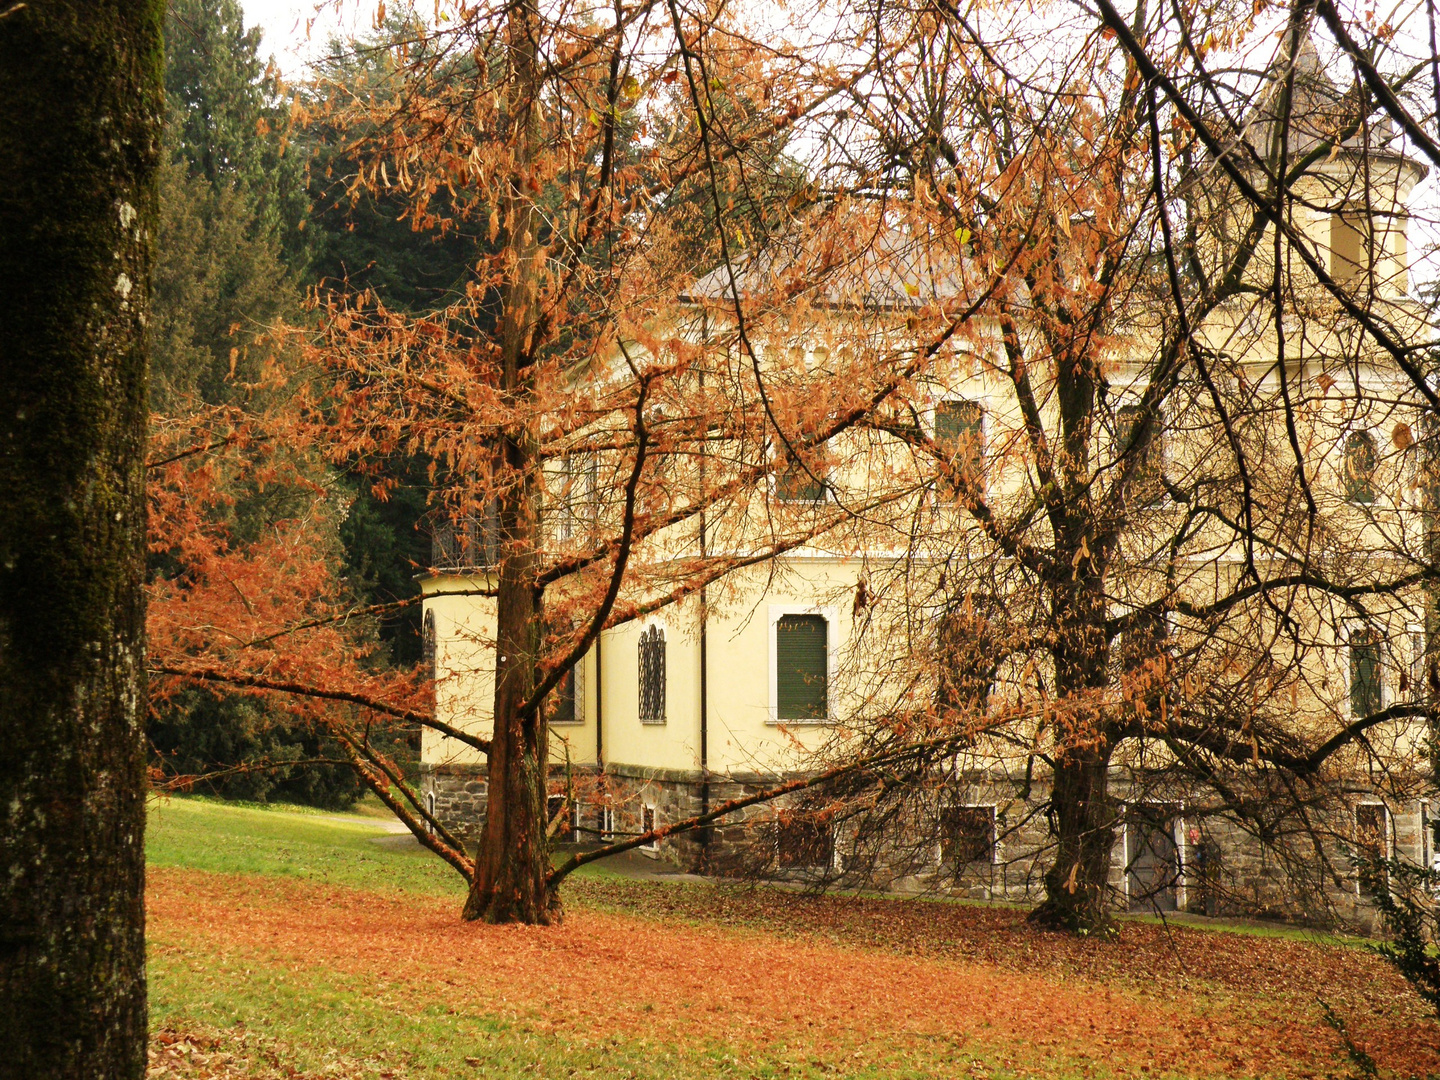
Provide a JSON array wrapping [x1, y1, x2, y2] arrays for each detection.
[[146, 1027, 375, 1080], [571, 877, 1422, 1013], [149, 868, 1440, 1079]]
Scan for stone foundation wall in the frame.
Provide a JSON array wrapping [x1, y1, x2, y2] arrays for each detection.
[[421, 760, 1434, 929], [420, 763, 489, 844]]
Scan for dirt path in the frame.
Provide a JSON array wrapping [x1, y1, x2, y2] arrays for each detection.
[[148, 867, 1440, 1079]]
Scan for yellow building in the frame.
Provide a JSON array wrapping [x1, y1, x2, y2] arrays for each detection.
[[419, 42, 1439, 925]]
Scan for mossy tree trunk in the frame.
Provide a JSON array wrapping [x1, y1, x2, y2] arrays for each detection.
[[0, 2, 161, 1076]]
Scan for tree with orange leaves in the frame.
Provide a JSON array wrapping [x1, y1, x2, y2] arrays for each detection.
[[148, 0, 917, 924]]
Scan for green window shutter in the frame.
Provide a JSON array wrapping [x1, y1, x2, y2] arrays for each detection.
[[777, 460, 826, 503], [935, 399, 984, 490], [776, 614, 827, 720], [552, 665, 576, 724], [1344, 431, 1378, 505], [1350, 628, 1382, 717], [1116, 403, 1163, 503]]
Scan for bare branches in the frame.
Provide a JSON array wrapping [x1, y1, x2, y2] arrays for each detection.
[[149, 663, 491, 755]]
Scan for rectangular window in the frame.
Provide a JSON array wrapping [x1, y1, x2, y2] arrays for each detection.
[[1331, 213, 1371, 285], [1407, 624, 1425, 701], [596, 804, 615, 841], [1116, 403, 1163, 504], [641, 805, 658, 852], [940, 803, 997, 864], [551, 664, 581, 724], [776, 816, 834, 869], [935, 399, 985, 492], [776, 458, 826, 503], [556, 453, 599, 540], [775, 613, 828, 720], [1356, 803, 1390, 895], [1349, 625, 1383, 718]]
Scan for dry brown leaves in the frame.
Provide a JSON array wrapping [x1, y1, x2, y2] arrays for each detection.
[[149, 868, 1440, 1079], [146, 1028, 353, 1080]]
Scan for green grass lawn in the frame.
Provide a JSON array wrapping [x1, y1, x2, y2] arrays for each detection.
[[144, 796, 1434, 1080], [142, 798, 1079, 1079], [147, 794, 464, 896]]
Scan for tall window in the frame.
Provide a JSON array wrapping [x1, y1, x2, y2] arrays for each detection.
[[557, 453, 599, 540], [1344, 430, 1378, 505], [641, 805, 659, 852], [1331, 213, 1374, 286], [776, 614, 828, 720], [935, 399, 985, 491], [1116, 403, 1163, 503], [1349, 624, 1383, 718], [551, 663, 581, 724], [1406, 624, 1426, 701], [422, 610, 437, 681], [1355, 803, 1390, 895], [638, 625, 666, 724]]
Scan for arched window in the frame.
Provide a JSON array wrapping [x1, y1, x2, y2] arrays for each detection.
[[1344, 430, 1378, 505], [638, 625, 666, 724], [422, 610, 437, 680]]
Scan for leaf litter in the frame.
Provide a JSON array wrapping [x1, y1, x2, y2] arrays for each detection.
[[149, 868, 1440, 1079]]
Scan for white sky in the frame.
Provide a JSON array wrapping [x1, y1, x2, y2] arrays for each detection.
[[240, 0, 370, 79]]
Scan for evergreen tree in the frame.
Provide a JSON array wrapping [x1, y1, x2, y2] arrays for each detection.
[[149, 0, 367, 808], [152, 0, 305, 411], [304, 26, 484, 666]]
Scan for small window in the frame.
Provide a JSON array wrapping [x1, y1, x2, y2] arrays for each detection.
[[1356, 803, 1390, 894], [641, 805, 659, 852], [776, 457, 826, 503], [1116, 403, 1163, 503], [1331, 213, 1373, 286], [638, 626, 666, 724], [776, 614, 828, 721], [1349, 624, 1383, 718], [551, 664, 581, 724], [940, 803, 997, 864], [776, 815, 834, 869], [1344, 430, 1378, 505], [596, 804, 615, 841], [935, 399, 986, 492]]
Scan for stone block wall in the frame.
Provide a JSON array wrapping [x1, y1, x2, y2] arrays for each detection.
[[421, 758, 1434, 930]]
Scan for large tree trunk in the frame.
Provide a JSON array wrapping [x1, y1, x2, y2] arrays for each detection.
[[1030, 553, 1119, 934], [462, 0, 555, 924], [1029, 740, 1118, 933], [0, 2, 161, 1075], [462, 509, 554, 923]]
